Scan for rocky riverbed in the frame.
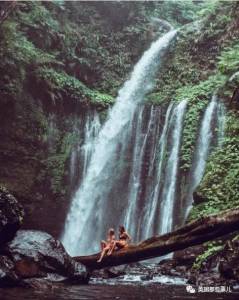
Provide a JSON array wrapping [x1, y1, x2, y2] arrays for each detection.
[[1, 187, 239, 299]]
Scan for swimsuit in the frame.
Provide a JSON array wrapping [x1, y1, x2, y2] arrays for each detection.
[[119, 233, 127, 240]]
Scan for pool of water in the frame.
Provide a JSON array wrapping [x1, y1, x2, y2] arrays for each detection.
[[1, 279, 238, 300]]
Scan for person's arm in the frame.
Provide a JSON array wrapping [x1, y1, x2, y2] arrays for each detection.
[[126, 232, 132, 241]]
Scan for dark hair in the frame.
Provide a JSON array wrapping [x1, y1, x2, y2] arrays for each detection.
[[109, 228, 115, 235], [119, 225, 125, 233]]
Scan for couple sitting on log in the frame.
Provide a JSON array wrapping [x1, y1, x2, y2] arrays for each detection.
[[97, 225, 131, 263]]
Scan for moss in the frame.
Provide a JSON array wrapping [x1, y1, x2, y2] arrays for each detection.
[[189, 112, 239, 220], [35, 68, 114, 107], [218, 42, 239, 75], [192, 241, 223, 270]]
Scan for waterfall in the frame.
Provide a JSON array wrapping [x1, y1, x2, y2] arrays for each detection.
[[216, 100, 226, 147], [61, 30, 177, 255], [81, 112, 101, 178], [68, 112, 101, 191], [126, 100, 187, 240], [69, 122, 81, 189], [142, 103, 174, 238], [185, 96, 225, 218], [124, 105, 161, 241], [159, 100, 187, 234], [69, 144, 78, 188]]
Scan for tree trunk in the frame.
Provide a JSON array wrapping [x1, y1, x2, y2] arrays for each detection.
[[74, 208, 239, 270]]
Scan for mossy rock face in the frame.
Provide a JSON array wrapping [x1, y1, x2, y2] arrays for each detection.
[[146, 1, 239, 221], [0, 186, 24, 245], [0, 92, 86, 237], [0, 256, 19, 287], [0, 0, 239, 242], [188, 111, 239, 221]]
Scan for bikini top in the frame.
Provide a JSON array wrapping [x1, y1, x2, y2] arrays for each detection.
[[119, 233, 127, 240]]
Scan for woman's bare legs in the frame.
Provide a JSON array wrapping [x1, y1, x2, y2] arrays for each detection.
[[107, 241, 116, 255], [101, 240, 107, 250], [97, 246, 110, 262]]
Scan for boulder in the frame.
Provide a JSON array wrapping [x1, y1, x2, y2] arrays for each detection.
[[174, 245, 205, 266], [186, 237, 239, 286], [192, 191, 206, 205], [219, 238, 239, 281], [5, 230, 89, 283], [0, 255, 19, 287], [0, 186, 24, 245], [94, 265, 127, 279]]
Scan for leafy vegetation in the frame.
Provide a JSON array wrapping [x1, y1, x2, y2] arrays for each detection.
[[218, 42, 239, 75], [0, 0, 239, 238], [189, 112, 239, 220], [36, 68, 113, 107], [192, 240, 223, 270]]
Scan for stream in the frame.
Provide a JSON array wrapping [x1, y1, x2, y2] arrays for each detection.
[[2, 281, 238, 300]]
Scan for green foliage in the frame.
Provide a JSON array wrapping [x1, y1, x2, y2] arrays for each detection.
[[193, 241, 223, 270], [36, 68, 113, 106], [90, 91, 114, 107], [218, 43, 239, 75], [196, 0, 219, 18], [180, 101, 207, 172], [146, 92, 171, 106], [151, 0, 202, 27], [176, 75, 226, 172], [189, 112, 239, 220], [175, 74, 227, 104], [18, 1, 59, 31], [46, 133, 73, 194], [0, 18, 57, 99], [0, 0, 239, 221]]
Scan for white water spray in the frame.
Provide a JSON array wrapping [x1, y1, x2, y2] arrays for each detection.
[[159, 100, 187, 234]]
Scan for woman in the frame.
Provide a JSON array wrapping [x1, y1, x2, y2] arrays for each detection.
[[108, 225, 131, 255], [97, 228, 115, 263]]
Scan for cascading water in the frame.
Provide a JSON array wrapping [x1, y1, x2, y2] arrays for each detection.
[[184, 96, 225, 218], [69, 123, 80, 189], [216, 100, 226, 147], [142, 103, 174, 238], [158, 100, 187, 234], [125, 100, 187, 241], [68, 112, 101, 191], [124, 106, 158, 240], [62, 37, 226, 258], [81, 112, 101, 178], [62, 30, 177, 255]]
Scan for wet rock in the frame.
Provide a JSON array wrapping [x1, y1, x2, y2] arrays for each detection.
[[157, 258, 176, 276], [192, 191, 206, 205], [105, 265, 127, 278], [5, 230, 89, 283], [0, 186, 24, 245], [140, 273, 154, 281], [219, 238, 239, 281], [0, 255, 19, 287], [92, 265, 127, 279], [21, 278, 54, 289], [185, 237, 239, 286], [174, 245, 204, 266]]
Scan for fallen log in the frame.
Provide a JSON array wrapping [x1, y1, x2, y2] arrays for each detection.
[[74, 208, 239, 270]]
